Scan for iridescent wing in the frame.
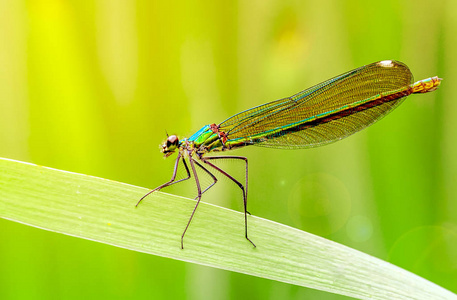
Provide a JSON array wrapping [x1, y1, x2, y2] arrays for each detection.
[[219, 60, 413, 149]]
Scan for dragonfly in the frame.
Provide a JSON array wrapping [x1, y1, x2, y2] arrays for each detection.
[[136, 60, 442, 249]]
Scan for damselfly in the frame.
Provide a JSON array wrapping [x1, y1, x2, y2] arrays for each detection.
[[137, 60, 441, 248]]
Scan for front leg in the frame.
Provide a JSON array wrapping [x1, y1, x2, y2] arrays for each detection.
[[136, 151, 191, 207]]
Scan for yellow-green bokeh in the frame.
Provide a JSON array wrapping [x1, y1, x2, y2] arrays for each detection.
[[1, 0, 456, 299]]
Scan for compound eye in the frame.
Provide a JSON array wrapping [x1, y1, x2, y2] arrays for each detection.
[[166, 135, 179, 149]]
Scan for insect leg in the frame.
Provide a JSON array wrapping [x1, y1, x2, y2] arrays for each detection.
[[181, 151, 203, 249], [201, 156, 256, 247], [136, 151, 191, 207], [193, 160, 218, 197], [203, 156, 250, 214]]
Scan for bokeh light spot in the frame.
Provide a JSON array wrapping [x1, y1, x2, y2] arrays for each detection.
[[288, 173, 351, 236], [346, 215, 373, 243]]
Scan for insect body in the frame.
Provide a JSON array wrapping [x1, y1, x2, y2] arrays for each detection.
[[137, 60, 442, 249]]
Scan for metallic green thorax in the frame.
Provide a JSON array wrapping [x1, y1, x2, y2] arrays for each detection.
[[185, 124, 253, 155], [191, 128, 222, 153]]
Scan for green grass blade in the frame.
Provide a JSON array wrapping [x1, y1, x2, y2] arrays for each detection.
[[0, 157, 455, 300]]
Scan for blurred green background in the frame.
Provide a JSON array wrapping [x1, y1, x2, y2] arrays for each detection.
[[0, 0, 456, 299]]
